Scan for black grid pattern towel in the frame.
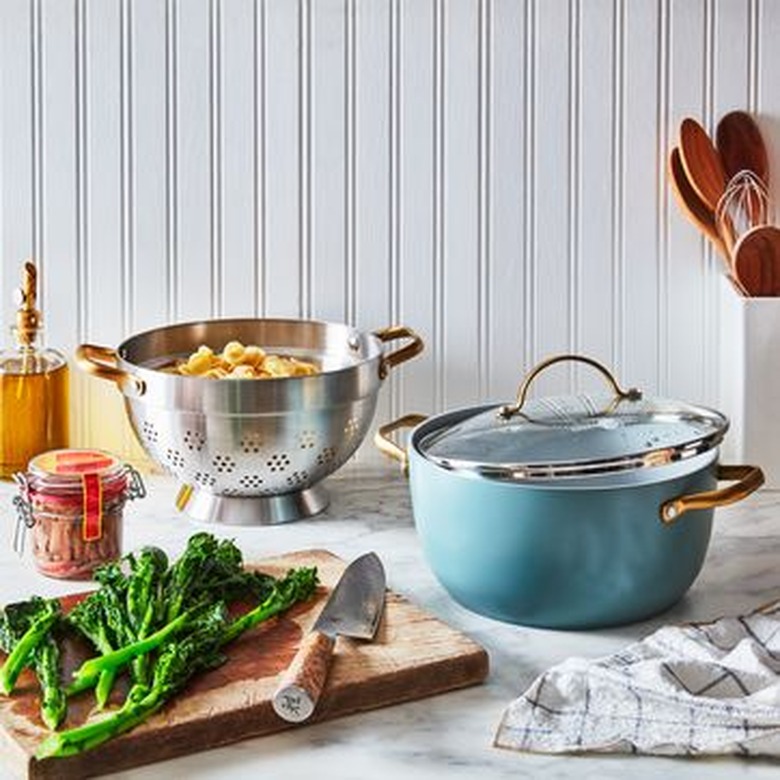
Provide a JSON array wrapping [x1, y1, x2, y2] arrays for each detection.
[[495, 602, 780, 756]]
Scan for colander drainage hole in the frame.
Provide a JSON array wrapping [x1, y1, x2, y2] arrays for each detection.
[[212, 455, 236, 474], [194, 472, 217, 488], [239, 474, 264, 489], [167, 449, 186, 469], [183, 430, 206, 451], [299, 431, 317, 449], [316, 446, 337, 467], [142, 422, 159, 444], [267, 453, 291, 472], [286, 471, 309, 487]]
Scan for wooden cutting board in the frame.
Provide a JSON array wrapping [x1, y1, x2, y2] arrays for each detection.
[[0, 549, 489, 779]]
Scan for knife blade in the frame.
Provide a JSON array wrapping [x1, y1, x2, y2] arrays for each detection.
[[272, 551, 386, 723]]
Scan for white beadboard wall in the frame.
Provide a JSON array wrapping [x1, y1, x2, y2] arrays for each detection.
[[0, 0, 778, 465]]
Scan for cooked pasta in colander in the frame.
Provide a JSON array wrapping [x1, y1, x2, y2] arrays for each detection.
[[174, 341, 318, 379]]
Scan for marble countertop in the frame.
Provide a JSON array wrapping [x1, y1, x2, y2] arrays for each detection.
[[1, 464, 780, 779]]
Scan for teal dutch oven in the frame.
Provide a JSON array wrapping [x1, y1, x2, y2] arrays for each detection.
[[375, 354, 764, 629]]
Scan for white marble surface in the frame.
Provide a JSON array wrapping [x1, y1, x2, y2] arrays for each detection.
[[2, 465, 780, 779]]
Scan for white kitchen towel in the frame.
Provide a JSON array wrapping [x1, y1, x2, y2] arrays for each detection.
[[495, 601, 780, 756]]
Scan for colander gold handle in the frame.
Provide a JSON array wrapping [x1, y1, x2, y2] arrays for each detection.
[[374, 326, 424, 380], [374, 414, 428, 474], [75, 343, 146, 397], [660, 464, 764, 525]]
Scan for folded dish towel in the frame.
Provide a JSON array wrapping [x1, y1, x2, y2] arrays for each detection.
[[495, 601, 780, 756]]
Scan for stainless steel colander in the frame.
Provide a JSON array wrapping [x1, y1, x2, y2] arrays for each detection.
[[76, 319, 423, 524]]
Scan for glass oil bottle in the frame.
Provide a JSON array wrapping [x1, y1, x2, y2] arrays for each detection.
[[0, 261, 69, 478]]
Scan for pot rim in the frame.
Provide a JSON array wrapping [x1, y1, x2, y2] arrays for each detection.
[[411, 401, 729, 485]]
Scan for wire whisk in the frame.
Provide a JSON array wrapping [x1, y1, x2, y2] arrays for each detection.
[[715, 170, 773, 252]]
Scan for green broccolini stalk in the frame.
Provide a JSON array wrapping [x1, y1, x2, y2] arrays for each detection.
[[0, 598, 60, 695], [91, 561, 133, 647], [92, 560, 134, 707], [162, 534, 276, 624], [124, 547, 168, 692], [125, 547, 168, 637], [40, 566, 319, 759], [66, 595, 115, 658], [221, 566, 319, 645], [67, 563, 132, 707], [33, 636, 66, 730], [0, 597, 65, 729], [66, 603, 203, 696], [69, 549, 170, 706], [67, 566, 318, 695], [66, 590, 121, 707], [67, 535, 265, 702], [38, 602, 229, 758], [0, 598, 45, 654], [162, 533, 223, 623]]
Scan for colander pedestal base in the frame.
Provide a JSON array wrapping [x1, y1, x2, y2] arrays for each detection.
[[174, 483, 330, 525]]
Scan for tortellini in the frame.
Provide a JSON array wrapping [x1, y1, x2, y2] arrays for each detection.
[[174, 341, 318, 379]]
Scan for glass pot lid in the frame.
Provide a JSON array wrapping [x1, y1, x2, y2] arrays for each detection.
[[417, 354, 729, 481]]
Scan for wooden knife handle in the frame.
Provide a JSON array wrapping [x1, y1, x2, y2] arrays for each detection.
[[272, 630, 336, 723]]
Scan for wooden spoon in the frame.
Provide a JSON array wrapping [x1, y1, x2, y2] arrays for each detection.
[[667, 146, 729, 261], [716, 110, 769, 184], [679, 117, 728, 213], [732, 224, 780, 296]]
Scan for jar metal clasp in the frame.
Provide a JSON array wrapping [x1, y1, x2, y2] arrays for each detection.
[[12, 472, 34, 555], [125, 466, 146, 501]]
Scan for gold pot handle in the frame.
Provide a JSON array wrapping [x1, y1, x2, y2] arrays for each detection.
[[500, 353, 641, 419], [660, 464, 764, 525], [75, 343, 146, 397], [374, 414, 428, 474], [374, 326, 424, 380]]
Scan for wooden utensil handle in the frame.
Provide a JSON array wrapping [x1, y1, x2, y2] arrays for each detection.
[[272, 630, 336, 723]]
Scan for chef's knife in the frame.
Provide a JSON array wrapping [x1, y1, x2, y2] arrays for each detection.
[[272, 551, 386, 723]]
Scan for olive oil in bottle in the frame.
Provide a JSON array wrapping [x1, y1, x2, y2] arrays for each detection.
[[0, 262, 69, 478]]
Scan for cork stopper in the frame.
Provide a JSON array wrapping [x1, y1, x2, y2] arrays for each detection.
[[13, 261, 41, 348]]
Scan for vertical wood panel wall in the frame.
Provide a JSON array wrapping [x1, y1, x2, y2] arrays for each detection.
[[0, 0, 771, 464]]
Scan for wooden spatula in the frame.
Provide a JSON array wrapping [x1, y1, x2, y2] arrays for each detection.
[[679, 117, 727, 213], [716, 110, 769, 185], [732, 225, 780, 297], [668, 146, 729, 262]]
